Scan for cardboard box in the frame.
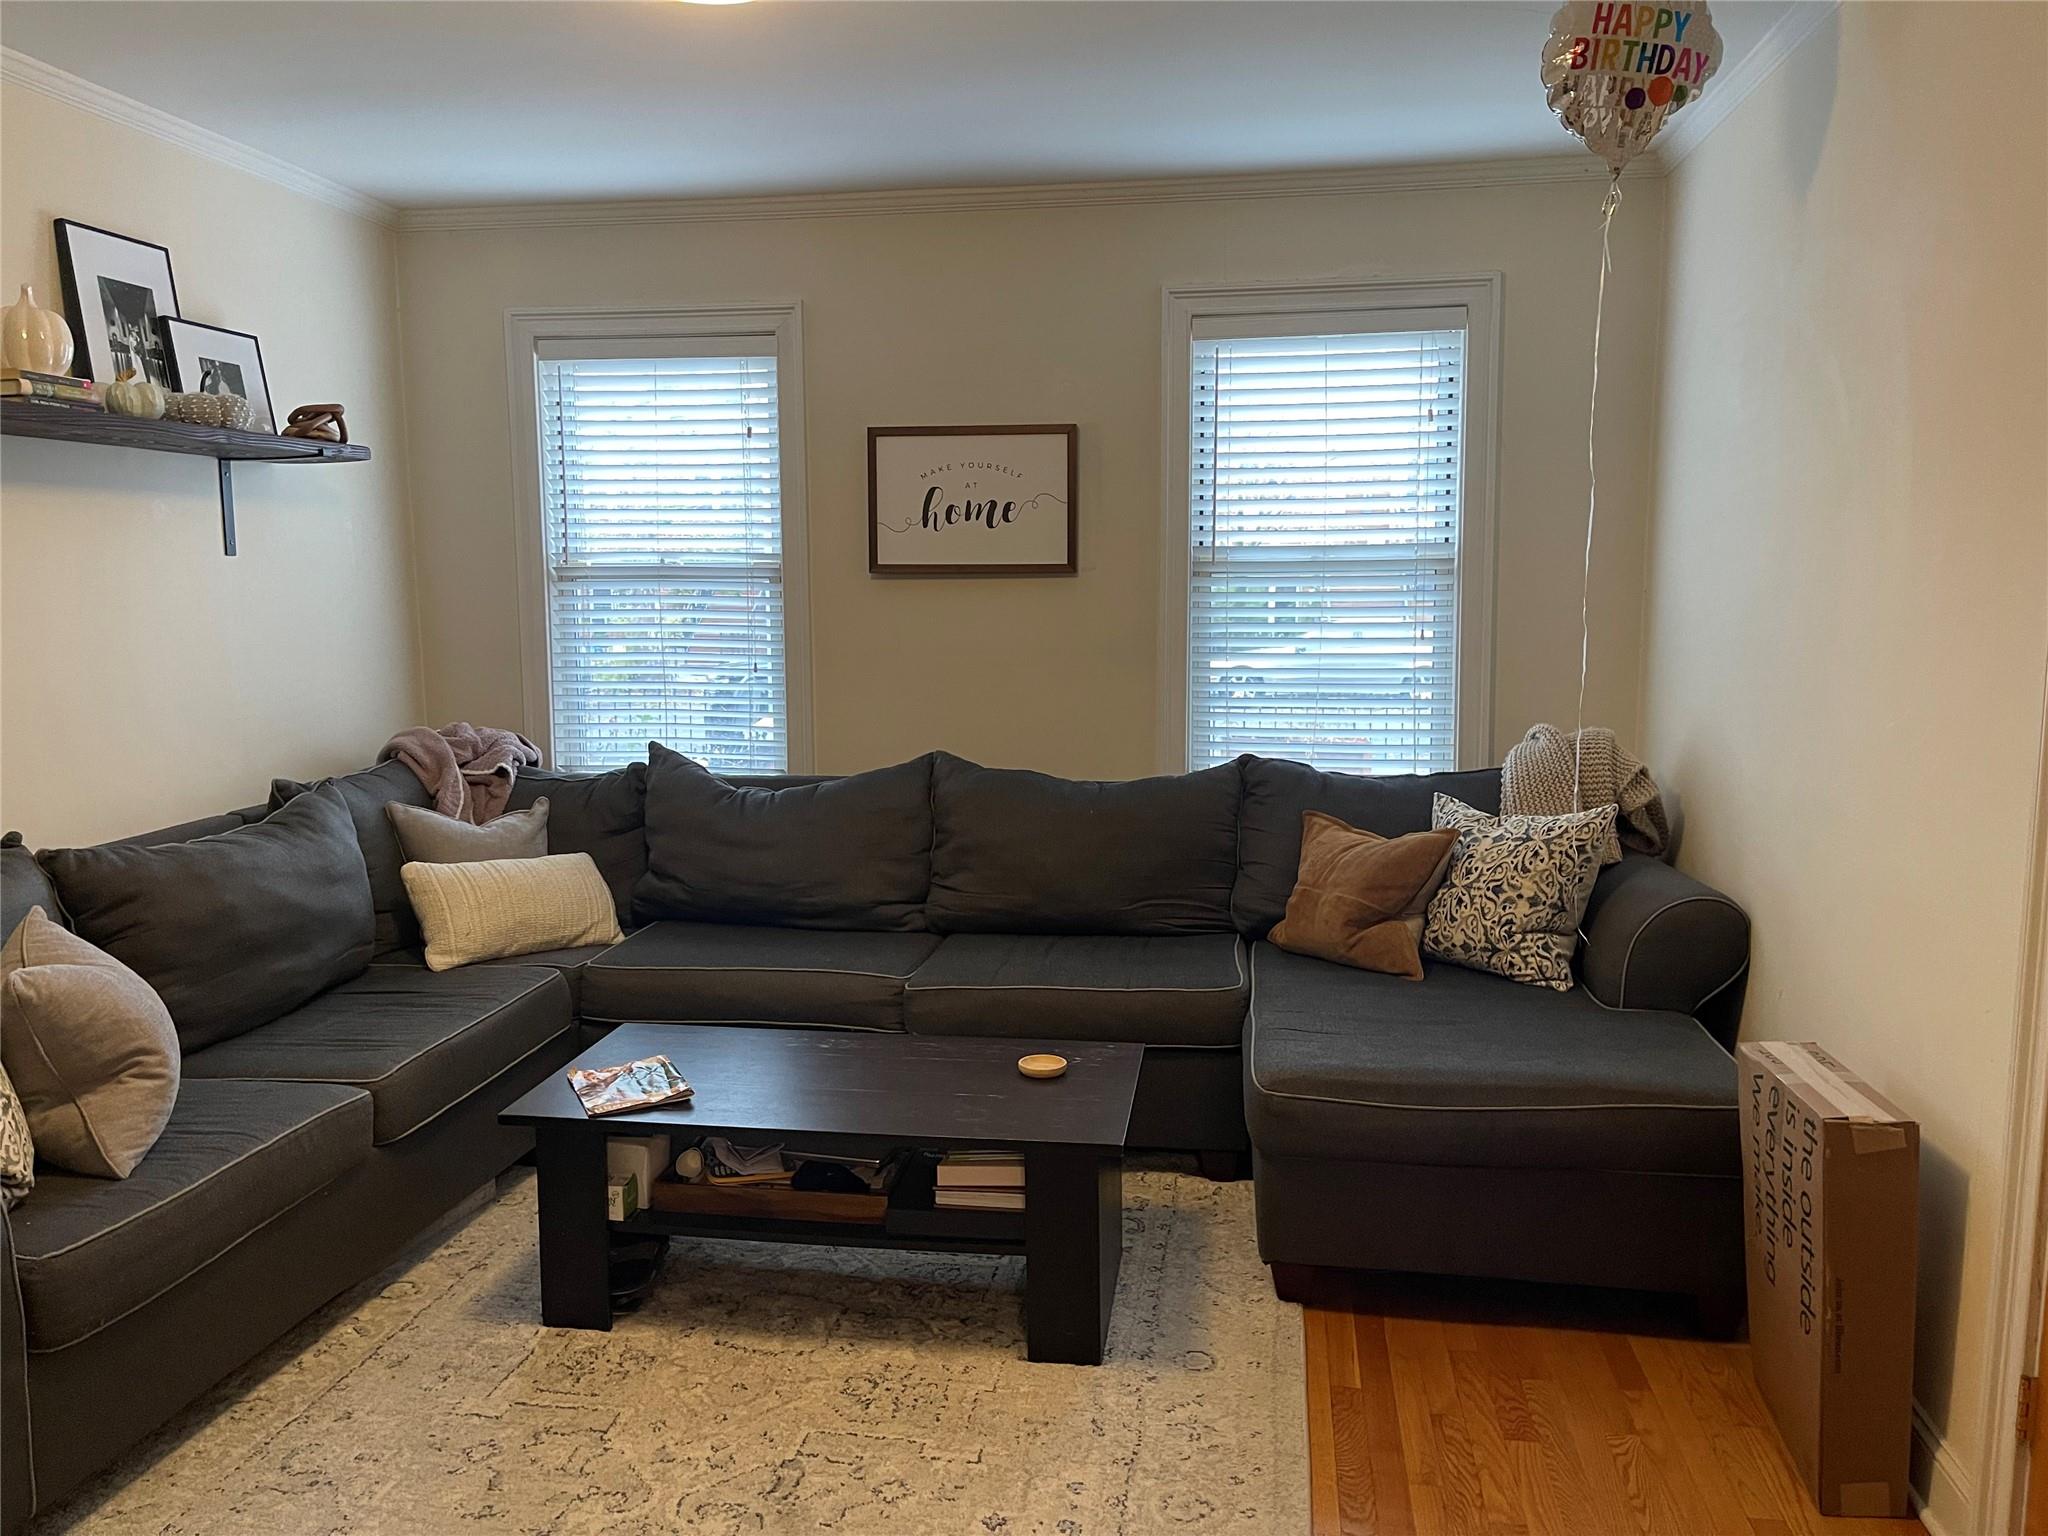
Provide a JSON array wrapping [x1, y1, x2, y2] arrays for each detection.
[[606, 1134, 672, 1204], [1737, 1041, 1918, 1519], [605, 1172, 639, 1222]]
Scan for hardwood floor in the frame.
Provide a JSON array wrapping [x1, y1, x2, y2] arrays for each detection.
[[1296, 1268, 1925, 1536]]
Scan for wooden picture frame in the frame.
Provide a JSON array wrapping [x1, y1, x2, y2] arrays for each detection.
[[868, 424, 1077, 576]]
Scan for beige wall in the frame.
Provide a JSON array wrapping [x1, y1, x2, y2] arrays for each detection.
[[0, 89, 419, 845], [397, 175, 1666, 779], [1642, 5, 2048, 1526]]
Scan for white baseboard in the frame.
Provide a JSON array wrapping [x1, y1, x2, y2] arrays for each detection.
[[1913, 1401, 1978, 1536]]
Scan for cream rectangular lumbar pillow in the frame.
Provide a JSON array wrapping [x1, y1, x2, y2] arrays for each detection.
[[401, 853, 622, 972], [1, 906, 180, 1178]]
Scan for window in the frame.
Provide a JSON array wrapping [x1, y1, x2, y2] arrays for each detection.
[[1163, 280, 1497, 775], [510, 307, 809, 773]]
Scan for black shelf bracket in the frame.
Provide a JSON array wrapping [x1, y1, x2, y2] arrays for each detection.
[[218, 460, 237, 555]]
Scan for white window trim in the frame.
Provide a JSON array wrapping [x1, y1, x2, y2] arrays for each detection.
[[1158, 275, 1501, 775], [505, 302, 814, 772]]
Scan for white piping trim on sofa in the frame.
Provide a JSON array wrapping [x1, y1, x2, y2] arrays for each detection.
[[595, 962, 923, 979], [580, 1014, 900, 1034]]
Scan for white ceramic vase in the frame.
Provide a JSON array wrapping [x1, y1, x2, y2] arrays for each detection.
[[2, 285, 74, 376]]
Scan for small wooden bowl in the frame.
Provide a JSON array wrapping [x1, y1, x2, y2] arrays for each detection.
[[1017, 1053, 1069, 1080]]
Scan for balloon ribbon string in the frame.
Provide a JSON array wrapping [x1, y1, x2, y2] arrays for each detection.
[[1574, 172, 1622, 814]]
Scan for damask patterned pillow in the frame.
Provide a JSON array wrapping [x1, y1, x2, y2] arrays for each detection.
[[1423, 795, 1616, 991], [0, 1060, 34, 1209]]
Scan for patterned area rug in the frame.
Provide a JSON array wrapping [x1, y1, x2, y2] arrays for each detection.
[[43, 1165, 1307, 1535]]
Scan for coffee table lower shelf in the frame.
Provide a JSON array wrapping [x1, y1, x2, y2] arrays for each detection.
[[618, 1208, 1024, 1257], [530, 1125, 1121, 1364]]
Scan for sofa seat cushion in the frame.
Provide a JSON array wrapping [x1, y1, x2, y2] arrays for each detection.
[[182, 966, 572, 1144], [1244, 944, 1737, 1175], [581, 922, 942, 1032], [10, 1079, 371, 1351], [904, 934, 1249, 1047]]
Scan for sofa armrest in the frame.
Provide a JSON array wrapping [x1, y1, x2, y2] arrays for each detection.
[[1579, 855, 1750, 1046], [1, 1202, 32, 1534]]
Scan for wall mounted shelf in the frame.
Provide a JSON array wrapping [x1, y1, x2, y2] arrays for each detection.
[[0, 401, 371, 555]]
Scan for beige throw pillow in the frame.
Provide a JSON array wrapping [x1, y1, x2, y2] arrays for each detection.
[[401, 853, 622, 972], [386, 798, 549, 864], [1422, 795, 1617, 991], [1, 907, 180, 1178]]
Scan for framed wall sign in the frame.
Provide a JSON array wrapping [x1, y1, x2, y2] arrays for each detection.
[[869, 424, 1077, 575]]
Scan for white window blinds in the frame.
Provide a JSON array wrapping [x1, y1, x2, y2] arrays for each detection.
[[537, 347, 786, 773], [1188, 318, 1466, 775]]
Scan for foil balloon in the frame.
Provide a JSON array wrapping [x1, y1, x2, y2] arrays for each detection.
[[1541, 1, 1723, 174]]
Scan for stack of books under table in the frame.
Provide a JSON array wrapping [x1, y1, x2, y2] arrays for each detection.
[[934, 1151, 1026, 1211]]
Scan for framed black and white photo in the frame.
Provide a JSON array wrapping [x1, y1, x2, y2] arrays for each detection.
[[869, 425, 1077, 575], [53, 219, 180, 386], [160, 319, 276, 432]]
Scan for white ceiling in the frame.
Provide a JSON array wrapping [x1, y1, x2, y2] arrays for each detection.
[[0, 1, 1793, 210]]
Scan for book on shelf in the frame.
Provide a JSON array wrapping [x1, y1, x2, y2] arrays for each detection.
[[1, 368, 92, 387], [933, 1187, 1027, 1212], [933, 1150, 1026, 1210], [936, 1151, 1026, 1188], [1, 380, 103, 407]]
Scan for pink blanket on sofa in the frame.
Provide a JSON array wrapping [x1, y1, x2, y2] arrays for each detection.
[[380, 723, 540, 824]]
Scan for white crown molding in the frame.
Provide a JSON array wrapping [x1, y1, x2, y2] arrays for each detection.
[[397, 155, 1651, 233], [1656, 0, 1842, 168], [0, 46, 397, 227]]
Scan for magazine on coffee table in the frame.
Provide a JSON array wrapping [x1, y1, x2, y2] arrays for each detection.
[[567, 1055, 694, 1117]]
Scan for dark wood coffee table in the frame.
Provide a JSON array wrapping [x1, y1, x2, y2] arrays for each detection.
[[500, 1024, 1142, 1365]]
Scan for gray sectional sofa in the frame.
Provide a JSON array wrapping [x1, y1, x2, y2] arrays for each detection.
[[0, 745, 1748, 1531]]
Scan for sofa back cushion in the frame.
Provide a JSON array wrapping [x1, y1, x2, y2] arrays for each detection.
[[270, 759, 434, 953], [926, 754, 1242, 934], [636, 743, 933, 930], [2, 832, 64, 939], [41, 787, 375, 1052], [1233, 756, 1503, 937], [504, 763, 647, 927]]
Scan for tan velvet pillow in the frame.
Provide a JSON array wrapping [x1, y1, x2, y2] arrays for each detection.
[[401, 853, 622, 972], [1, 906, 180, 1178], [1267, 813, 1460, 980]]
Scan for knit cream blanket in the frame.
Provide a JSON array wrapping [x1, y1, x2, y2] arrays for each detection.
[[1500, 723, 1669, 864]]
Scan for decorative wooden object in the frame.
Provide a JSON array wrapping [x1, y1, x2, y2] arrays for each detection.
[[282, 402, 347, 443], [0, 400, 370, 555]]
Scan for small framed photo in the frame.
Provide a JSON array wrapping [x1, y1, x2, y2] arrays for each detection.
[[159, 319, 276, 432], [54, 218, 181, 386], [869, 424, 1078, 575]]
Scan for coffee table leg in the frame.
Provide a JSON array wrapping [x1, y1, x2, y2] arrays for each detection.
[[1023, 1149, 1121, 1364], [534, 1124, 612, 1330]]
